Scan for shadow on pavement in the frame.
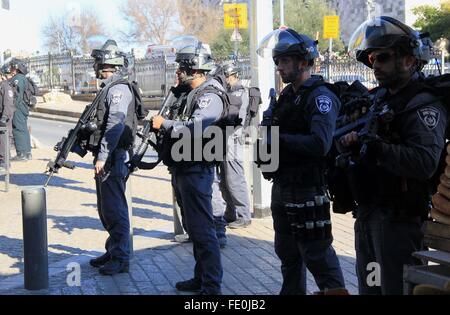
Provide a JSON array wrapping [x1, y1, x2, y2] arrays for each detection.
[[0, 229, 359, 295], [9, 173, 82, 187], [47, 215, 104, 234], [133, 207, 173, 221], [132, 197, 172, 209]]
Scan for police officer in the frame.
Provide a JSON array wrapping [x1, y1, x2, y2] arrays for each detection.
[[88, 40, 134, 275], [342, 16, 447, 294], [257, 28, 345, 295], [151, 37, 224, 295], [211, 63, 251, 249], [0, 64, 15, 169], [10, 59, 31, 161]]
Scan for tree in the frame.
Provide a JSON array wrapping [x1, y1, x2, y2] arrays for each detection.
[[273, 0, 345, 53], [413, 1, 450, 41], [120, 0, 178, 46], [41, 9, 106, 54], [211, 28, 250, 60], [176, 0, 223, 44]]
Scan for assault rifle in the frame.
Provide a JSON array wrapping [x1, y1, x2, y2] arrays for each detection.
[[333, 98, 394, 168], [128, 87, 180, 173], [44, 90, 107, 187]]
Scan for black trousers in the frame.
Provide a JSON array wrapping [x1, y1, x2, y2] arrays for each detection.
[[355, 206, 424, 295]]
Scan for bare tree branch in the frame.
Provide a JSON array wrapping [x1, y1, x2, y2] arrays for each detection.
[[120, 0, 178, 45], [41, 9, 107, 54], [176, 0, 223, 44]]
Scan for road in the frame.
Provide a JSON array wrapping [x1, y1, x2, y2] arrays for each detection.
[[29, 116, 159, 162], [29, 117, 73, 149]]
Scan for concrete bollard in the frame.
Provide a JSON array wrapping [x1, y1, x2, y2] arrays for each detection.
[[22, 187, 49, 290]]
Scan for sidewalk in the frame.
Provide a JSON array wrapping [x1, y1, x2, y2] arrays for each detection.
[[1, 96, 359, 295], [0, 147, 358, 295]]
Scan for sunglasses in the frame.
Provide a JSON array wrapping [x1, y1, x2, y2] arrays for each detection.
[[368, 51, 395, 65]]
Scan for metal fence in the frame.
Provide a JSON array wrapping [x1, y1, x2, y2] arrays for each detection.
[[24, 52, 446, 98]]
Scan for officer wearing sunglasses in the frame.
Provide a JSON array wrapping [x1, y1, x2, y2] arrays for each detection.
[[339, 16, 447, 295]]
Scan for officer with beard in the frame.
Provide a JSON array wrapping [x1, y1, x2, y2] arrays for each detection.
[[257, 28, 345, 295], [342, 16, 447, 294]]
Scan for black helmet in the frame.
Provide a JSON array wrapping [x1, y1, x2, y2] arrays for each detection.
[[222, 62, 241, 77], [257, 28, 319, 62], [91, 39, 128, 68], [348, 16, 427, 68], [10, 58, 28, 75], [172, 36, 215, 72], [0, 63, 12, 76]]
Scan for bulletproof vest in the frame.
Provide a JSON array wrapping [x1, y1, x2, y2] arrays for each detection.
[[161, 89, 190, 167], [164, 79, 224, 168], [273, 81, 328, 175], [87, 78, 137, 154], [347, 81, 439, 219]]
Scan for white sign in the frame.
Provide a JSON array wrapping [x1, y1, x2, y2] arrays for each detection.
[[231, 29, 243, 42]]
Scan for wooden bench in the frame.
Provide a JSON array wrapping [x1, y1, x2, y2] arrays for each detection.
[[404, 250, 450, 294]]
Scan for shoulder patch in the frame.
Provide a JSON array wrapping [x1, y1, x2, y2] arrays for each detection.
[[198, 97, 212, 109], [13, 80, 19, 86], [417, 106, 440, 130], [111, 92, 123, 105], [232, 91, 244, 98], [315, 95, 332, 114]]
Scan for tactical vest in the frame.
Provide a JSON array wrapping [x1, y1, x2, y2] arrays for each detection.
[[87, 78, 137, 154], [347, 82, 441, 219], [270, 81, 329, 187], [163, 80, 224, 168]]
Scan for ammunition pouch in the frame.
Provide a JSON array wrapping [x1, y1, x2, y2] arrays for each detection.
[[275, 165, 333, 242]]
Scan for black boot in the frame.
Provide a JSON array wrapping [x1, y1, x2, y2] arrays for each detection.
[[175, 278, 201, 292], [89, 252, 111, 268], [99, 258, 129, 275]]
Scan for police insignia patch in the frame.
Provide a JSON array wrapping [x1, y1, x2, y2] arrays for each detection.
[[111, 93, 123, 105], [418, 107, 440, 130], [198, 98, 211, 109], [315, 95, 332, 114]]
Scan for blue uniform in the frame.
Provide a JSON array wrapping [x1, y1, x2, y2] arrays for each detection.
[[212, 83, 252, 223], [95, 74, 133, 263], [11, 73, 31, 157], [162, 78, 224, 295], [270, 76, 345, 294]]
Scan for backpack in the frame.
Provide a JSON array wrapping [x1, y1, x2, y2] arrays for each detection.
[[208, 66, 262, 128], [24, 77, 38, 108], [123, 80, 147, 147], [244, 87, 262, 128]]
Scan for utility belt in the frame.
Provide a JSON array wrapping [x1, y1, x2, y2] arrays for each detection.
[[276, 164, 332, 241]]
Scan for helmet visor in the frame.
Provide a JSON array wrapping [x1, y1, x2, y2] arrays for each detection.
[[348, 17, 415, 57], [257, 28, 301, 58]]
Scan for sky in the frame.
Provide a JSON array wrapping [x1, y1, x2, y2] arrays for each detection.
[[0, 0, 128, 55]]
